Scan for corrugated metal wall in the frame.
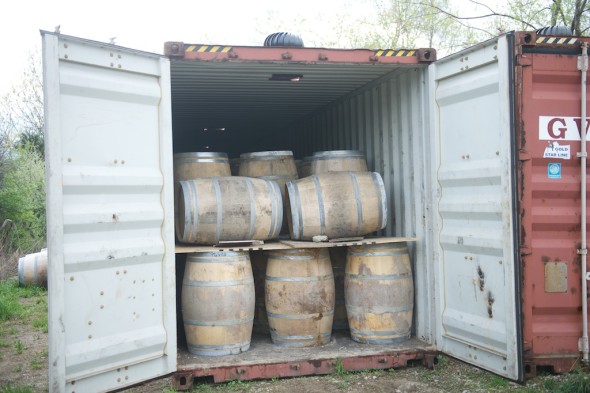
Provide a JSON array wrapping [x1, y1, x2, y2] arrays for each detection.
[[288, 68, 426, 239], [286, 68, 434, 342]]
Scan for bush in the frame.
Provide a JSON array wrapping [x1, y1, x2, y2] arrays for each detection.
[[0, 144, 46, 254]]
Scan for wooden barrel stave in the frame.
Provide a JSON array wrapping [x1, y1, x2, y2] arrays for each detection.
[[310, 150, 368, 174], [18, 250, 48, 288], [345, 243, 414, 344], [174, 152, 231, 181], [265, 249, 335, 347], [181, 251, 255, 356]]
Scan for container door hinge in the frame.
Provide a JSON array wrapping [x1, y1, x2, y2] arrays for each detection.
[[519, 151, 532, 162], [577, 152, 588, 158], [579, 336, 589, 352], [578, 248, 588, 255], [517, 55, 533, 66]]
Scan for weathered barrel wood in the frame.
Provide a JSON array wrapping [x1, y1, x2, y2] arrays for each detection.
[[310, 150, 368, 174], [345, 243, 414, 344], [175, 176, 283, 245], [286, 172, 387, 241], [181, 251, 255, 356], [265, 248, 335, 347], [18, 250, 48, 288], [239, 151, 298, 235], [174, 152, 231, 181], [328, 247, 349, 331]]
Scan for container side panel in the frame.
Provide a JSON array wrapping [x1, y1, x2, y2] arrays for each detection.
[[43, 33, 176, 393], [520, 50, 590, 371], [432, 36, 521, 379], [288, 68, 435, 343]]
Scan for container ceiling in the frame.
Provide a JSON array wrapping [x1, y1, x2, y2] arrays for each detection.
[[169, 60, 417, 154]]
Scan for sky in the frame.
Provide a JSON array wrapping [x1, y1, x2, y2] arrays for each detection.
[[0, 0, 494, 97]]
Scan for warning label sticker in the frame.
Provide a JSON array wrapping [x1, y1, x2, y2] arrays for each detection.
[[543, 142, 571, 159]]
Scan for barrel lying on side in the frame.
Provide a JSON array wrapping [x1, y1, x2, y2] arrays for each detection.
[[175, 176, 283, 244], [18, 250, 48, 288], [345, 243, 414, 344], [286, 172, 387, 241], [181, 251, 255, 356], [173, 152, 231, 181], [265, 248, 335, 347]]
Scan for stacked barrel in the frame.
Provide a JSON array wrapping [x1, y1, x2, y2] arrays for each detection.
[[175, 149, 413, 355]]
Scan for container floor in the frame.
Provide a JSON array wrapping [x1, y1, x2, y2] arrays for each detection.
[[174, 332, 436, 388]]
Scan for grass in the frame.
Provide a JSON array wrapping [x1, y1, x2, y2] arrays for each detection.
[[335, 356, 347, 376], [0, 279, 46, 322], [14, 340, 23, 354], [30, 358, 42, 369], [225, 379, 251, 391], [556, 369, 590, 393], [0, 385, 34, 393]]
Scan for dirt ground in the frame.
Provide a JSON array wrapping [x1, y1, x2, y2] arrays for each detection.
[[0, 285, 580, 393]]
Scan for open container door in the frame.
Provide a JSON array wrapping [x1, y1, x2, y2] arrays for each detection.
[[429, 33, 523, 380], [42, 32, 176, 392]]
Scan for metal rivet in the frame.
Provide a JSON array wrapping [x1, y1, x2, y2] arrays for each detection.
[[133, 280, 136, 284], [116, 271, 120, 275], [88, 321, 92, 325], [118, 65, 122, 69], [152, 308, 155, 311], [124, 270, 127, 274], [121, 160, 125, 164], [118, 54, 122, 59], [110, 53, 114, 57], [142, 280, 145, 283], [460, 67, 464, 71], [67, 158, 72, 162], [499, 260, 503, 264], [70, 276, 74, 281], [496, 151, 500, 155], [465, 56, 468, 60], [117, 378, 121, 383], [117, 368, 121, 372], [64, 54, 69, 59], [110, 63, 114, 67], [152, 293, 155, 297], [114, 160, 118, 164], [64, 43, 68, 48], [494, 45, 498, 50], [88, 335, 92, 339], [100, 305, 104, 309], [125, 376, 128, 380], [100, 291, 104, 295], [125, 366, 128, 370]]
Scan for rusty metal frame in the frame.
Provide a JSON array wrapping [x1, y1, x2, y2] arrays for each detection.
[[171, 350, 438, 390]]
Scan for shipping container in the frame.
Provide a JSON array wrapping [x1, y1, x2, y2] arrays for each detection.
[[41, 30, 590, 392]]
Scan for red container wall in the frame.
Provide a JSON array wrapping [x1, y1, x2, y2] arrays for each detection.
[[518, 39, 590, 373]]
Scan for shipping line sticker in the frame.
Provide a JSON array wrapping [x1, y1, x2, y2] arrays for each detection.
[[543, 141, 571, 159], [548, 163, 562, 179]]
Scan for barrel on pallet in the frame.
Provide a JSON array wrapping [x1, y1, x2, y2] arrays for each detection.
[[175, 176, 283, 244], [345, 243, 414, 344], [286, 172, 387, 241], [239, 151, 298, 235], [173, 152, 231, 181], [310, 150, 368, 174], [265, 248, 335, 347], [18, 250, 48, 288], [181, 251, 255, 356]]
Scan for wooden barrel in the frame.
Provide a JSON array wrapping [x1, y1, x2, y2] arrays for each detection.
[[239, 151, 298, 235], [18, 250, 48, 288], [175, 176, 283, 245], [265, 248, 335, 347], [173, 152, 231, 181], [328, 247, 348, 331], [250, 251, 270, 335], [345, 243, 414, 344], [181, 251, 255, 356], [310, 150, 368, 174], [297, 156, 313, 178], [286, 172, 387, 241]]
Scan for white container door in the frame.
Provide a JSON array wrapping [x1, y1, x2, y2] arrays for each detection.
[[429, 34, 523, 380], [42, 32, 176, 392]]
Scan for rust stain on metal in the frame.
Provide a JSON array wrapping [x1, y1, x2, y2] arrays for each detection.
[[477, 266, 485, 291]]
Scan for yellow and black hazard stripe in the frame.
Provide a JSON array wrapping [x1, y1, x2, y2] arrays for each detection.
[[536, 36, 578, 45], [373, 49, 416, 57], [184, 45, 232, 53]]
